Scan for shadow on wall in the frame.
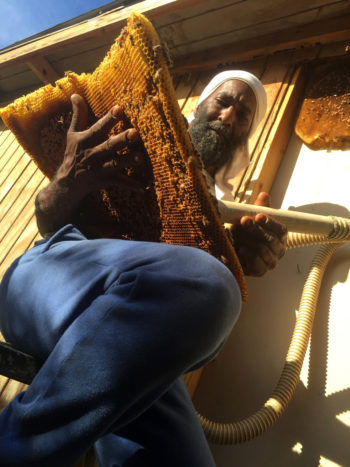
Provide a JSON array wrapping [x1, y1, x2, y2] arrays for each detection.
[[194, 202, 350, 466]]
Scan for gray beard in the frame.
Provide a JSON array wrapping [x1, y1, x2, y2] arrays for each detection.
[[188, 107, 246, 173]]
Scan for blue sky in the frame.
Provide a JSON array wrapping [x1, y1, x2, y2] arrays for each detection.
[[0, 0, 112, 50]]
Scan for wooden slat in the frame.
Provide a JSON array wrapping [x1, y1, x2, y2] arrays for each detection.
[[0, 132, 11, 155], [235, 59, 296, 201], [175, 72, 200, 111], [161, 0, 336, 53], [0, 149, 27, 188], [247, 66, 306, 202], [0, 163, 42, 214], [0, 172, 45, 243], [0, 149, 30, 196], [0, 155, 36, 203], [0, 214, 40, 279], [0, 0, 205, 70], [0, 132, 19, 164], [173, 11, 350, 73], [26, 56, 61, 85], [238, 65, 306, 203], [0, 168, 46, 275], [249, 56, 295, 158], [0, 375, 9, 399], [184, 368, 203, 397], [0, 378, 27, 410], [154, 0, 244, 27], [27, 231, 42, 250]]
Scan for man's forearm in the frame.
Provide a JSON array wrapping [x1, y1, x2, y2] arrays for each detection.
[[34, 95, 142, 237], [35, 178, 83, 237]]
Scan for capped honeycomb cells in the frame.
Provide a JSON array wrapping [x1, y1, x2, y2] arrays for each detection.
[[295, 61, 350, 149]]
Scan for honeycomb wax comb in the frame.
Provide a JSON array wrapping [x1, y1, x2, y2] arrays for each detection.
[[0, 12, 248, 301]]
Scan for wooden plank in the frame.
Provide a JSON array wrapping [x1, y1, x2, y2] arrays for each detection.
[[49, 43, 111, 76], [0, 148, 31, 196], [0, 378, 27, 410], [0, 163, 42, 213], [184, 368, 203, 397], [27, 231, 42, 250], [0, 171, 45, 243], [154, 0, 245, 27], [0, 159, 33, 210], [240, 66, 306, 203], [0, 128, 11, 150], [175, 72, 200, 111], [0, 375, 9, 401], [0, 132, 21, 164], [0, 66, 41, 94], [0, 60, 29, 80], [318, 38, 350, 59], [235, 60, 296, 201], [0, 0, 205, 70], [160, 0, 336, 53], [173, 11, 350, 73], [0, 173, 45, 269], [0, 215, 39, 279], [0, 165, 44, 226], [26, 56, 61, 85], [0, 149, 27, 188], [249, 57, 295, 160], [0, 84, 41, 110]]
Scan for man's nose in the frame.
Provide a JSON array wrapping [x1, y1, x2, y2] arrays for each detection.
[[218, 105, 236, 129]]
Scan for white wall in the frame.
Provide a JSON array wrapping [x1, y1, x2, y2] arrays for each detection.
[[194, 133, 350, 467]]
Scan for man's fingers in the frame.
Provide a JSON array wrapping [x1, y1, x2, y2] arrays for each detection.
[[237, 220, 286, 258], [237, 246, 267, 276], [256, 214, 288, 238], [83, 106, 125, 144], [83, 129, 140, 166], [254, 191, 270, 207], [69, 94, 90, 133]]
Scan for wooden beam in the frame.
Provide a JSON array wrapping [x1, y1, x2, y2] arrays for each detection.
[[240, 66, 306, 204], [0, 0, 204, 71], [26, 56, 61, 85], [172, 13, 350, 73]]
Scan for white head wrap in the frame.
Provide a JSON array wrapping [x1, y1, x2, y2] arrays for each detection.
[[188, 70, 267, 201]]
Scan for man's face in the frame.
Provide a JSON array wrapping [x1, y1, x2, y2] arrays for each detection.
[[188, 79, 256, 175]]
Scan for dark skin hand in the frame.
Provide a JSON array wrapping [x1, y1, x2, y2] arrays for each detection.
[[230, 192, 287, 276], [35, 94, 142, 236], [35, 94, 286, 277]]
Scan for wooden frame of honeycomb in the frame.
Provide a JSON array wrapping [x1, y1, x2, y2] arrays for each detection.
[[0, 12, 247, 301]]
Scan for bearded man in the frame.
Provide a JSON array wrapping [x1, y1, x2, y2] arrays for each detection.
[[0, 71, 286, 466]]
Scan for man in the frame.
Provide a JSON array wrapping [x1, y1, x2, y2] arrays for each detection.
[[188, 70, 285, 276], [0, 71, 286, 466]]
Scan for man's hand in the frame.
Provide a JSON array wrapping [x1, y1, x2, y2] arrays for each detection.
[[56, 94, 142, 197], [230, 192, 287, 276], [35, 94, 142, 236]]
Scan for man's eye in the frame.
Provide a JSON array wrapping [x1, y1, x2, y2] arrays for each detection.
[[215, 98, 228, 107]]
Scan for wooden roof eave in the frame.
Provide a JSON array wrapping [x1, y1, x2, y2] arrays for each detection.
[[0, 0, 202, 72], [172, 12, 350, 74]]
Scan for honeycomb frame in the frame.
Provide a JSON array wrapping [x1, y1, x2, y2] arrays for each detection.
[[0, 12, 247, 300]]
